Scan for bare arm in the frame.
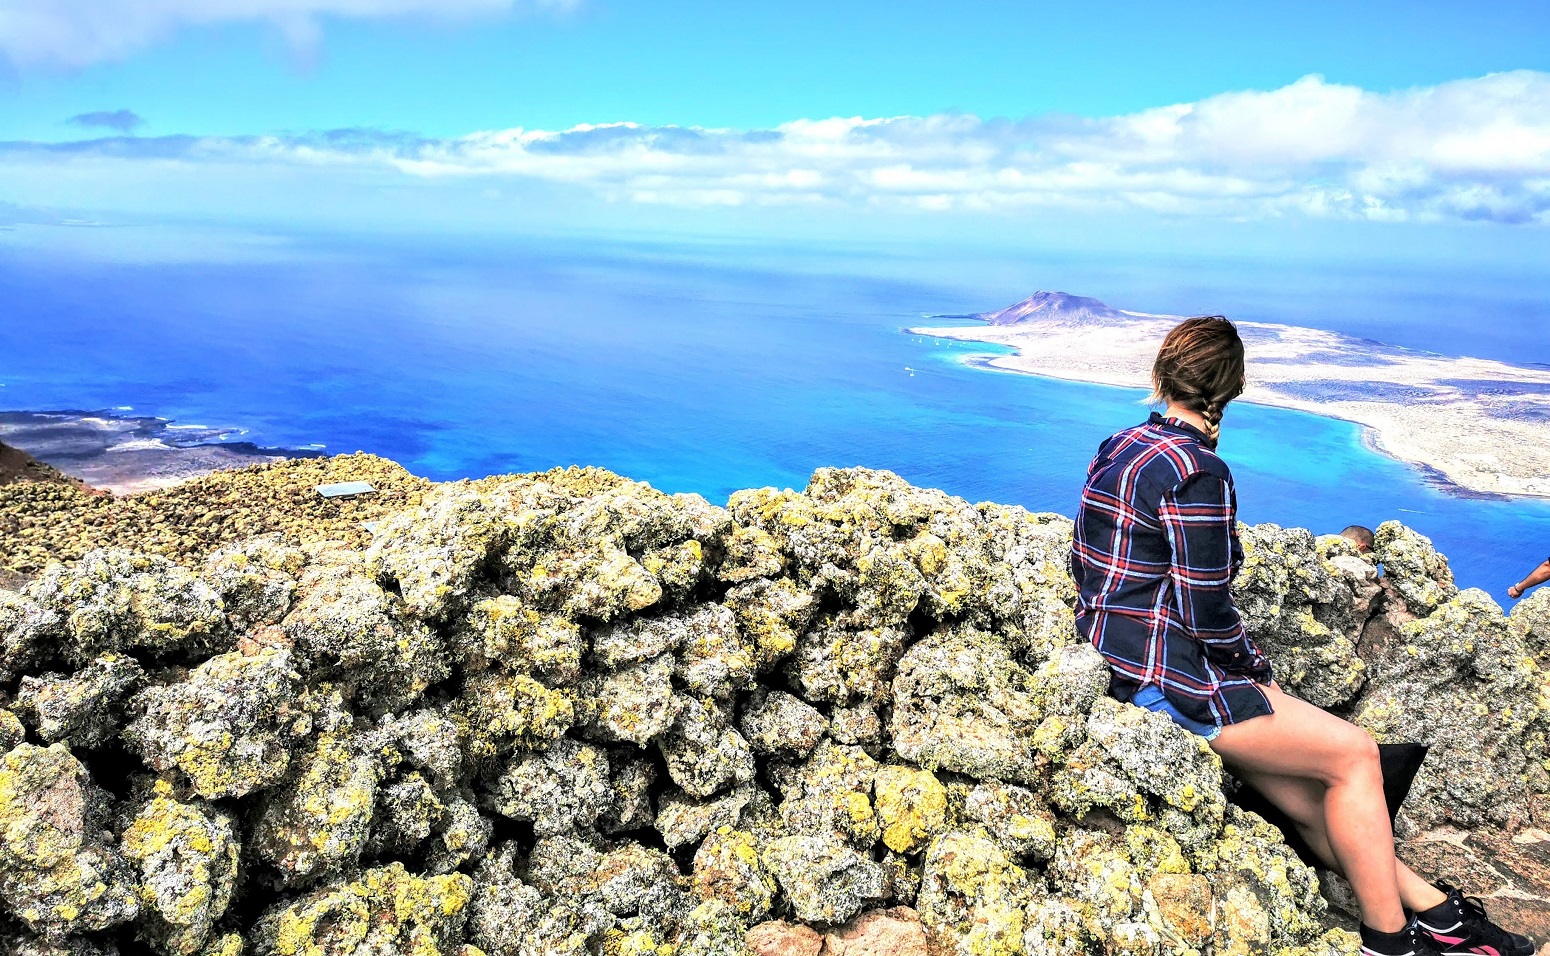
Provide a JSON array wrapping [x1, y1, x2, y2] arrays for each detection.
[[1507, 560, 1550, 600]]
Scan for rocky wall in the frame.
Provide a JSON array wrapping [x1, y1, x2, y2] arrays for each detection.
[[1, 462, 1546, 955]]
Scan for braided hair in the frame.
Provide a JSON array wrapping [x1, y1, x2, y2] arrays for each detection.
[[1149, 316, 1245, 449]]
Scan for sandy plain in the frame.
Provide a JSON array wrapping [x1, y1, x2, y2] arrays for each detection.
[[909, 312, 1550, 499]]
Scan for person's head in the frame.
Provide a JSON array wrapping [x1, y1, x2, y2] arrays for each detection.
[[1340, 525, 1375, 554], [1150, 316, 1246, 449]]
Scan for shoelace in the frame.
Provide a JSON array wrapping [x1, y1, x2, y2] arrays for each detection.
[[1457, 894, 1518, 947]]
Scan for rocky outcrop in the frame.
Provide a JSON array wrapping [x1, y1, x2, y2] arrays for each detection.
[[1234, 519, 1550, 943], [0, 460, 1544, 953]]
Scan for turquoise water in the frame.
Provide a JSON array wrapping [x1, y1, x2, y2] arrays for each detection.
[[2, 231, 1548, 603]]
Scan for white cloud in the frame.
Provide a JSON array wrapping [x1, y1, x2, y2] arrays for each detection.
[[0, 0, 573, 70], [8, 71, 1550, 226]]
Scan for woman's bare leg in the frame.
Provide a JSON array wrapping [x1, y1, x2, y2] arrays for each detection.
[[1210, 684, 1408, 932], [1233, 767, 1448, 912]]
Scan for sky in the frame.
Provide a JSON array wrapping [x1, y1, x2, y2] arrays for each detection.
[[2, 0, 1550, 256]]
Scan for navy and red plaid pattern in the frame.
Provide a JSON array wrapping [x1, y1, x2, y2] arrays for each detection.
[[1071, 413, 1273, 728]]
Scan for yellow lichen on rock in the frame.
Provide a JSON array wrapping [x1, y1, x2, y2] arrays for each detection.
[[873, 765, 948, 854]]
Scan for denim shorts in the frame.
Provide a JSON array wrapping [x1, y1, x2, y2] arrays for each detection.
[[1132, 685, 1221, 741]]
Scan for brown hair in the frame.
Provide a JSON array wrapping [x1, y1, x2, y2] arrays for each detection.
[[1150, 316, 1246, 449]]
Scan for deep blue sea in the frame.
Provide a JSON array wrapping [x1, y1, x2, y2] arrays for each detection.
[[3, 228, 1550, 605]]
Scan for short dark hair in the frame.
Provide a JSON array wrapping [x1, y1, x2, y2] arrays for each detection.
[[1340, 525, 1375, 551]]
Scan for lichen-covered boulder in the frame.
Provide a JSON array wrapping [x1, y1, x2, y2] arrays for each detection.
[[201, 535, 305, 631], [656, 783, 764, 851], [658, 696, 756, 799], [119, 780, 239, 956], [458, 594, 583, 683], [763, 835, 884, 925], [14, 653, 146, 748], [282, 557, 448, 714], [775, 741, 880, 847], [366, 770, 446, 857], [1353, 588, 1550, 829], [1373, 521, 1458, 617], [1195, 805, 1331, 953], [1, 588, 61, 683], [786, 616, 909, 707], [466, 843, 553, 956], [737, 689, 828, 758], [365, 483, 514, 621], [915, 830, 1035, 956], [250, 863, 472, 956], [0, 708, 23, 751], [1509, 586, 1550, 668], [675, 899, 749, 956], [723, 577, 816, 672], [873, 766, 948, 855], [509, 529, 666, 621], [1051, 697, 1226, 846], [124, 648, 306, 800], [0, 933, 124, 956], [0, 743, 139, 938], [675, 604, 755, 700], [828, 706, 883, 753], [1234, 523, 1368, 708], [485, 737, 611, 835], [380, 708, 463, 787], [577, 654, 680, 747], [28, 550, 226, 662], [454, 668, 576, 765], [959, 780, 1057, 863], [889, 625, 1043, 783], [252, 730, 383, 887], [425, 792, 492, 875], [693, 827, 778, 922], [598, 748, 657, 835]]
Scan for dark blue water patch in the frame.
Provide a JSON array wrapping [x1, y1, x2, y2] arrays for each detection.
[[1256, 350, 1398, 367], [3, 233, 1549, 606], [1264, 381, 1445, 403], [1436, 379, 1550, 397]]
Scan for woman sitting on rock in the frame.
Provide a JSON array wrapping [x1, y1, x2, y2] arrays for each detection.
[[1069, 316, 1534, 956]]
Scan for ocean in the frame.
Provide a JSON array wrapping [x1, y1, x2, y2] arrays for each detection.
[[3, 228, 1549, 605]]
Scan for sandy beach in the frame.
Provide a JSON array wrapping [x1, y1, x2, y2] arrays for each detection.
[[910, 296, 1550, 499]]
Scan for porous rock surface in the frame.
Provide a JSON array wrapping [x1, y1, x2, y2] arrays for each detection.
[[0, 459, 1545, 953]]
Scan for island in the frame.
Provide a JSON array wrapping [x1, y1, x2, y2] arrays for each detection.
[[909, 292, 1550, 499]]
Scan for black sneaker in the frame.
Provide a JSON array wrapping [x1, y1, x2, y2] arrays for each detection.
[[1416, 884, 1536, 956], [1362, 918, 1446, 956]]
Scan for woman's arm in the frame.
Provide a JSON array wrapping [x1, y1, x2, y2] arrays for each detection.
[[1159, 473, 1272, 681], [1507, 559, 1550, 600]]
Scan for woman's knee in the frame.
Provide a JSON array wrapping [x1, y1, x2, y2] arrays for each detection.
[[1324, 727, 1381, 786]]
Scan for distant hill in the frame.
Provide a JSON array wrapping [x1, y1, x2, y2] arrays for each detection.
[[968, 291, 1140, 327], [0, 439, 94, 491]]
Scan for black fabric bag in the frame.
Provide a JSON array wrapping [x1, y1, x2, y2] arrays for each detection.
[[1229, 743, 1429, 867]]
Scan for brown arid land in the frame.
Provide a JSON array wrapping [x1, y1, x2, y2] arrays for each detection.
[[910, 292, 1550, 499]]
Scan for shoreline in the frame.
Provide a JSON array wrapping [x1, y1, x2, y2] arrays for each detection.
[[0, 409, 322, 495], [910, 317, 1550, 500]]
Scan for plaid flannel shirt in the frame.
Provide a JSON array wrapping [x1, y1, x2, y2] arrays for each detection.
[[1070, 413, 1273, 728]]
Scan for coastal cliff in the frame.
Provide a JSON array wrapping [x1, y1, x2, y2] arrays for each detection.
[[0, 457, 1547, 955]]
